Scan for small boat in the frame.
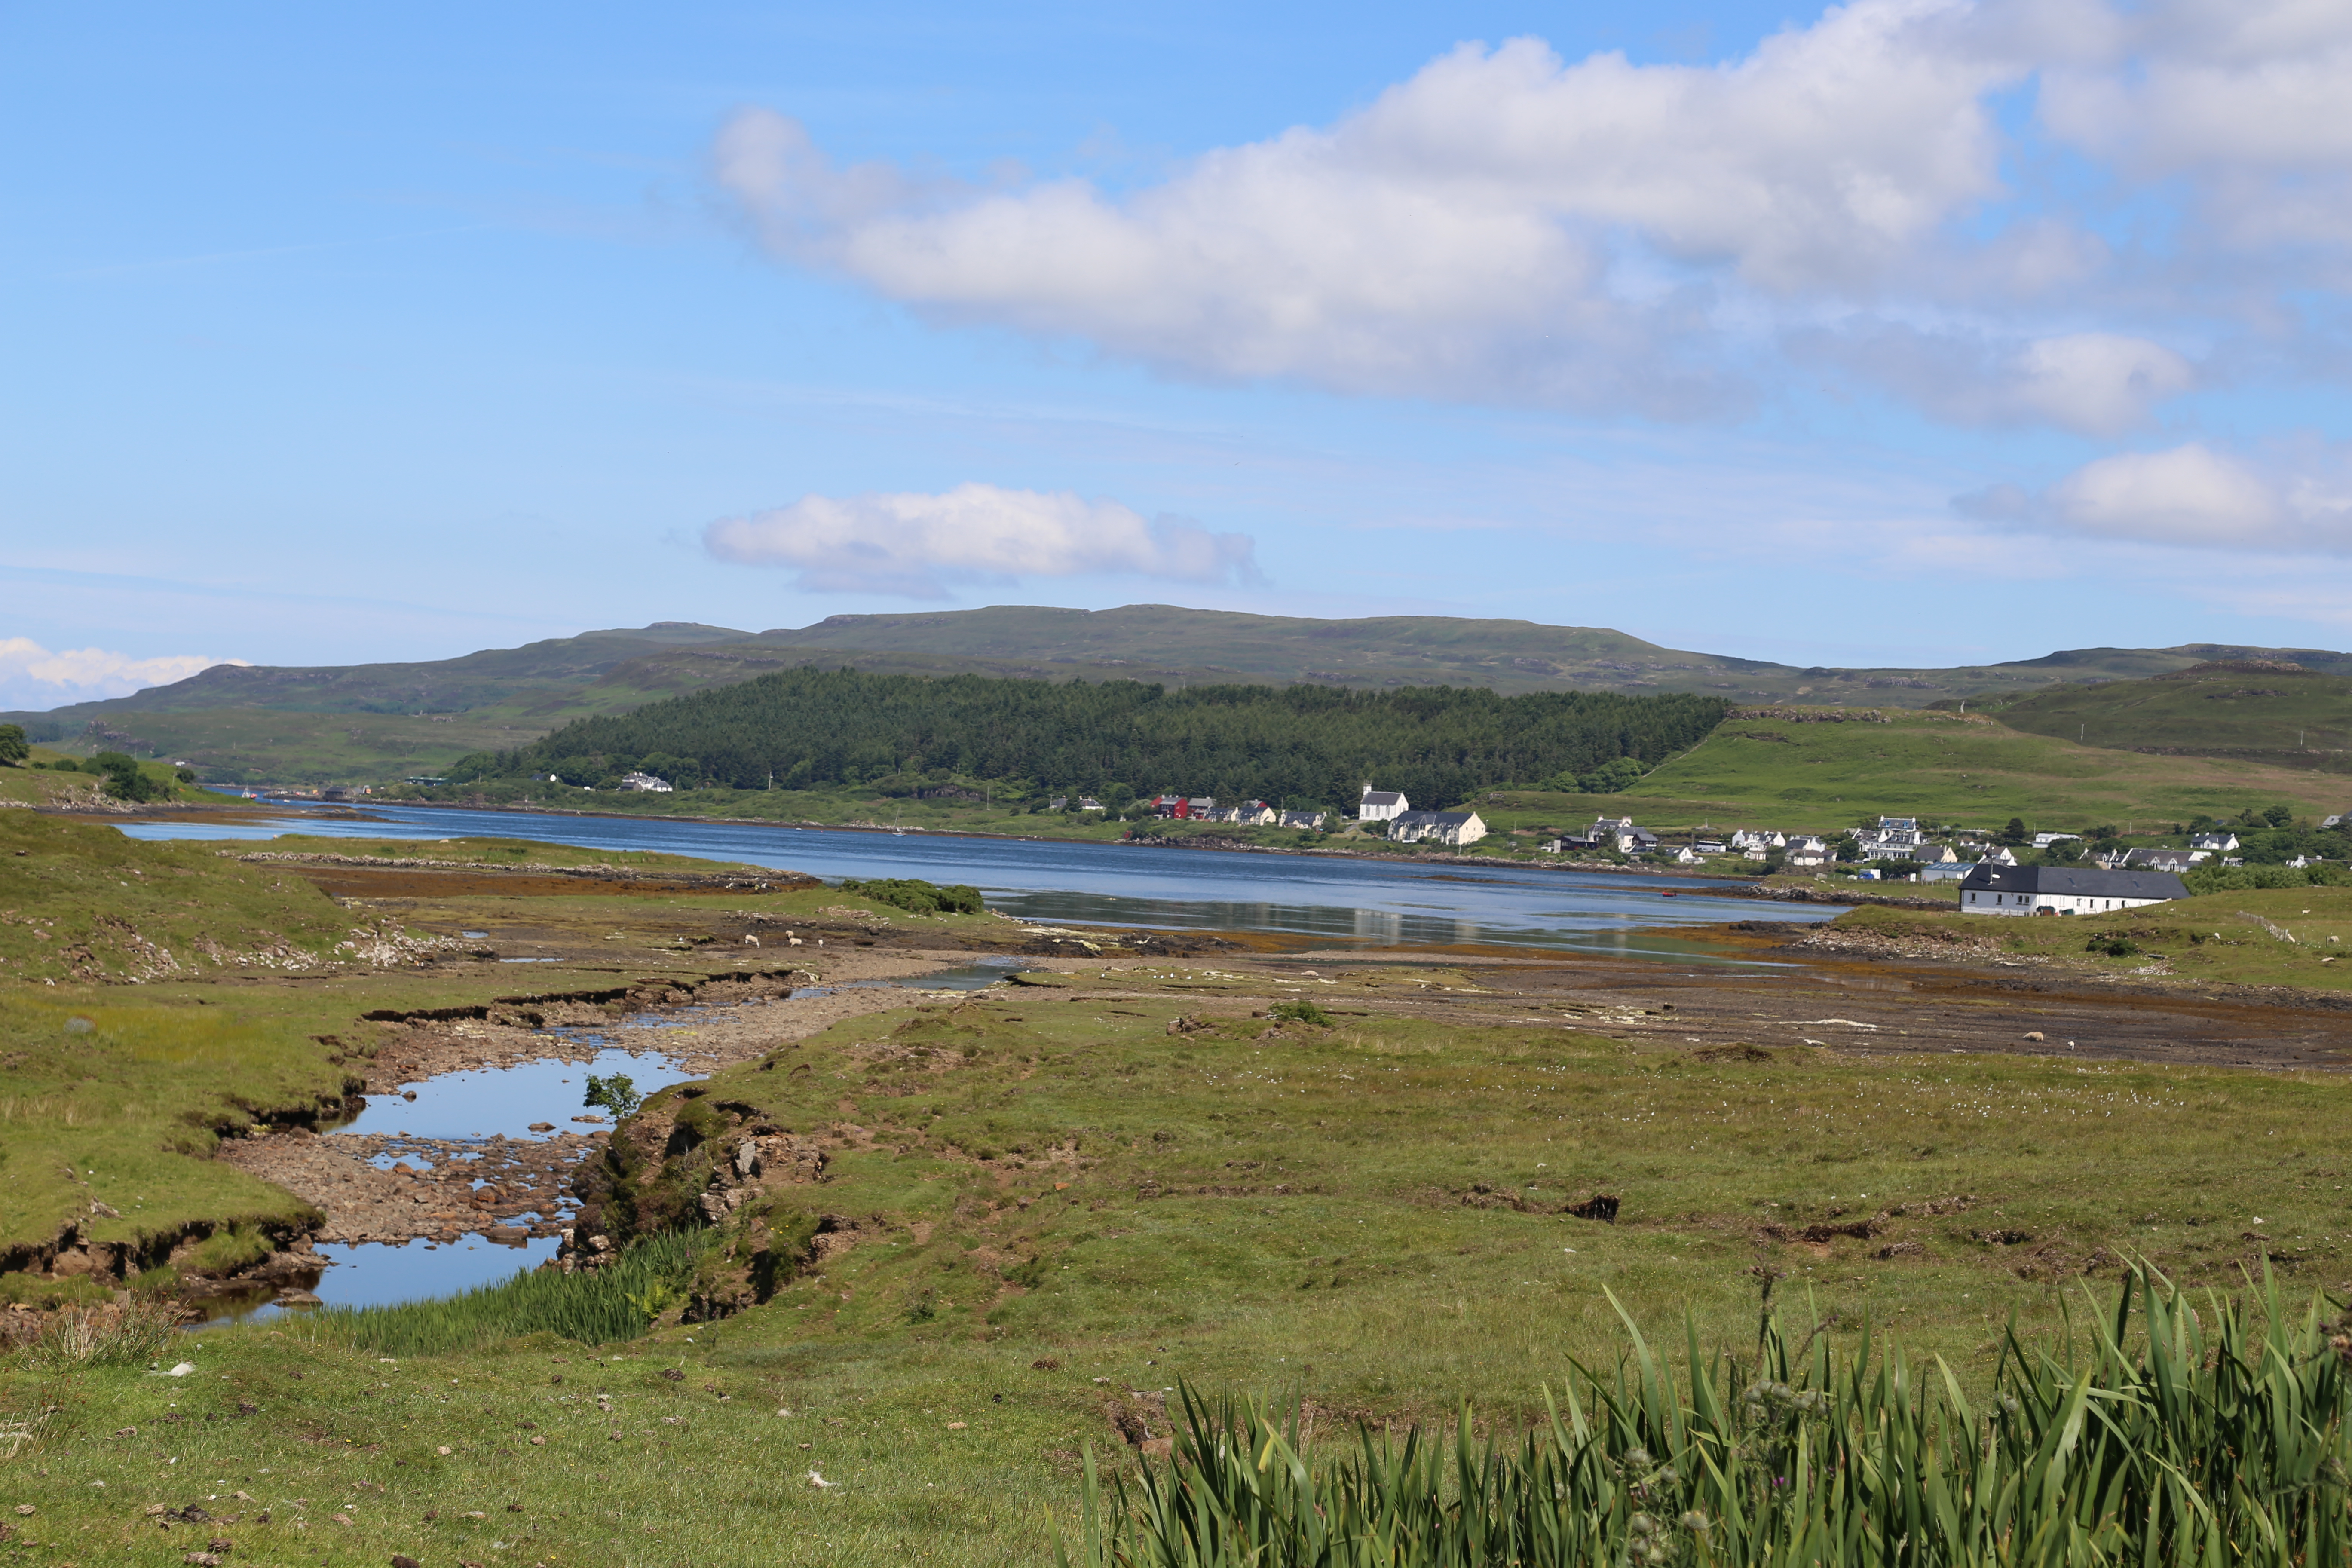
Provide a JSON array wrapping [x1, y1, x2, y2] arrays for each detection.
[[1660, 891, 1678, 897]]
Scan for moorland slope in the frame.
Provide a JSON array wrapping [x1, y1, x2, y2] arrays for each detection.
[[18, 604, 2352, 786]]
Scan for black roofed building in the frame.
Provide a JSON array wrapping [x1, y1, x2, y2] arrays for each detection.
[[1389, 809, 1488, 847], [1959, 863, 2187, 917]]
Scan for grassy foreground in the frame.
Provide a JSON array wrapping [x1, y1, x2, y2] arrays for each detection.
[[6, 811, 2352, 1563], [11, 959, 2345, 1562], [1073, 1268, 2350, 1565]]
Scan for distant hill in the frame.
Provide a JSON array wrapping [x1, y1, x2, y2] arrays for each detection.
[[1967, 661, 2352, 774], [474, 666, 1731, 810], [10, 603, 2350, 785]]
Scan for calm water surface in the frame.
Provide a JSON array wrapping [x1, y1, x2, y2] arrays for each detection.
[[138, 805, 1843, 1317], [121, 803, 1839, 959]]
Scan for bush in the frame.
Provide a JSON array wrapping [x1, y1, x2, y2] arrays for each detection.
[[0, 724, 26, 766], [87, 750, 162, 802], [1267, 999, 1335, 1027], [584, 1073, 643, 1120], [2184, 863, 2352, 894], [836, 877, 986, 916]]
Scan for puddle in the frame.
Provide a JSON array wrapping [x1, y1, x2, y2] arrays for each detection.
[[189, 1233, 563, 1326], [796, 956, 1038, 998], [335, 1047, 699, 1141]]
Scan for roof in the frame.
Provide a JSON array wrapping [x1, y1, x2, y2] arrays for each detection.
[[1360, 790, 1405, 805], [1393, 810, 1476, 827], [1960, 864, 2188, 900]]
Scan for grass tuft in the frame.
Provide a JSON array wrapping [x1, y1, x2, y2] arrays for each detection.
[[292, 1231, 706, 1356], [1067, 1265, 2352, 1567]]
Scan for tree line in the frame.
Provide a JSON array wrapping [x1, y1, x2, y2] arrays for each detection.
[[451, 668, 1729, 810]]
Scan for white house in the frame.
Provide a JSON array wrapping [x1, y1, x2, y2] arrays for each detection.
[[618, 771, 674, 793], [2031, 832, 2083, 849], [1076, 797, 1106, 812], [1358, 785, 1409, 823], [1730, 829, 1786, 851], [1234, 802, 1279, 826], [1784, 835, 1833, 867], [2191, 830, 2240, 853], [1279, 810, 1328, 830], [2120, 847, 2204, 873], [1390, 809, 1488, 847], [1959, 864, 2188, 916]]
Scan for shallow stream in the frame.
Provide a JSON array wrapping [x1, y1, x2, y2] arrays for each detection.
[[188, 960, 1039, 1324]]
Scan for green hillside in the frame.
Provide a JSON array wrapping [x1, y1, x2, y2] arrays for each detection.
[[472, 667, 1729, 810], [1589, 707, 2352, 835], [3, 622, 751, 729], [1972, 660, 2352, 769], [16, 605, 2352, 787]]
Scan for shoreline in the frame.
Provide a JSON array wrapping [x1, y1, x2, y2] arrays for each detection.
[[114, 795, 1952, 911]]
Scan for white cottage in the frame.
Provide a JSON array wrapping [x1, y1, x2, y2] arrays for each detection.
[[1390, 809, 1488, 847], [1959, 864, 2187, 917], [1358, 785, 1409, 823]]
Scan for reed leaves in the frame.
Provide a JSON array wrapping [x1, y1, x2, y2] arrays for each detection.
[[292, 1231, 704, 1357], [1064, 1266, 2351, 1567]]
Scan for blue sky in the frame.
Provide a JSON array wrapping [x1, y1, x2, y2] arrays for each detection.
[[6, 0, 2351, 707]]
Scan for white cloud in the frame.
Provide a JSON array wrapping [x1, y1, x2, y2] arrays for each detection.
[[1797, 326, 2193, 435], [2009, 335, 2196, 434], [1958, 440, 2352, 552], [715, 0, 2029, 414], [2040, 2, 2352, 252], [702, 483, 1259, 597], [711, 0, 2352, 430], [0, 639, 247, 713]]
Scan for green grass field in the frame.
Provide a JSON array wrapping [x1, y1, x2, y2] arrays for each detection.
[[1981, 662, 2352, 762], [6, 812, 2352, 1564], [1576, 709, 2352, 836], [1821, 880, 2352, 991], [7, 959, 2351, 1563]]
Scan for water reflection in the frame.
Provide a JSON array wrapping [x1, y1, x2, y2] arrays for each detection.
[[118, 803, 1842, 960], [335, 1047, 698, 1142]]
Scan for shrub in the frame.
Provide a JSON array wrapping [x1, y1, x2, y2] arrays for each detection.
[[836, 877, 986, 916], [584, 1072, 643, 1120], [2184, 863, 2352, 894], [0, 724, 26, 766], [1267, 1000, 1335, 1028]]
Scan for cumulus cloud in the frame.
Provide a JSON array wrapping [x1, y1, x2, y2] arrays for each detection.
[[711, 0, 2352, 429], [0, 639, 246, 713], [702, 483, 1260, 597], [1955, 441, 2352, 551], [715, 0, 2035, 414], [1798, 326, 2193, 435]]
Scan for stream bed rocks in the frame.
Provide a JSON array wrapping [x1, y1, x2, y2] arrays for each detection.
[[218, 1129, 600, 1245]]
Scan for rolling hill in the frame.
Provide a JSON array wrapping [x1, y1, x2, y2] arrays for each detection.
[[1966, 659, 2352, 771], [1583, 706, 2352, 835], [12, 603, 2352, 785]]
